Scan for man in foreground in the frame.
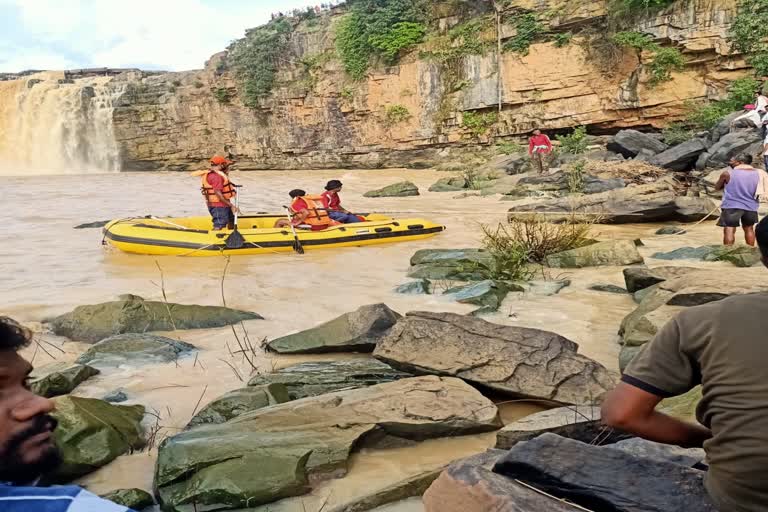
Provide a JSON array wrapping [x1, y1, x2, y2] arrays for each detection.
[[0, 317, 133, 511], [715, 153, 760, 246], [602, 216, 768, 512]]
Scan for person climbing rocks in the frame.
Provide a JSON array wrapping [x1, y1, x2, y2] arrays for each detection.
[[320, 180, 362, 224], [199, 156, 239, 231], [274, 189, 339, 230], [0, 317, 137, 511], [528, 129, 553, 174], [601, 215, 768, 512], [715, 153, 760, 246]]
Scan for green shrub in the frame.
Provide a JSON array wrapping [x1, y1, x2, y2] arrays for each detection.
[[730, 0, 768, 76], [684, 77, 760, 129], [612, 31, 684, 86], [565, 160, 585, 193], [553, 32, 572, 48], [212, 87, 232, 104], [475, 224, 535, 282], [556, 126, 589, 154], [385, 104, 411, 124], [340, 87, 354, 101], [503, 13, 545, 55], [370, 22, 427, 63], [496, 141, 525, 154], [662, 123, 694, 145], [462, 111, 498, 137]]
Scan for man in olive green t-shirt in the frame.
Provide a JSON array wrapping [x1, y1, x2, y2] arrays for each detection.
[[602, 217, 768, 512]]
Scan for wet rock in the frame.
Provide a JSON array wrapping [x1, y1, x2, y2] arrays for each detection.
[[76, 333, 196, 367], [518, 171, 625, 195], [546, 240, 643, 268], [524, 279, 571, 296], [266, 304, 400, 354], [589, 284, 628, 294], [374, 312, 617, 404], [619, 344, 643, 371], [493, 433, 716, 512], [410, 248, 489, 266], [623, 265, 694, 293], [702, 130, 762, 169], [187, 384, 290, 428], [428, 176, 467, 192], [49, 295, 262, 343], [74, 220, 111, 229], [468, 305, 498, 317], [394, 280, 431, 294], [407, 249, 491, 281], [101, 488, 155, 510], [444, 280, 518, 310], [155, 376, 501, 510], [607, 438, 705, 468], [248, 359, 411, 400], [364, 181, 420, 197], [103, 389, 128, 403], [29, 362, 99, 398], [48, 396, 144, 482], [651, 245, 720, 260], [634, 284, 658, 303], [496, 405, 630, 450], [704, 245, 762, 267], [659, 386, 702, 421], [656, 225, 687, 235], [649, 138, 708, 171], [423, 450, 575, 512], [607, 129, 668, 158]]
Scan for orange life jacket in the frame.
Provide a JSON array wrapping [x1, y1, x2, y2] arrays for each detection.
[[200, 170, 236, 204], [291, 195, 336, 227]]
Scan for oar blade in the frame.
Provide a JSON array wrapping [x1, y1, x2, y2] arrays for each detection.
[[225, 229, 246, 249], [292, 238, 305, 254]]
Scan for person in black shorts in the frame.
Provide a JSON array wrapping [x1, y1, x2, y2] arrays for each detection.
[[715, 154, 760, 246]]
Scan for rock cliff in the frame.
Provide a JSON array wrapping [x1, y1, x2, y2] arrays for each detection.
[[78, 0, 753, 170]]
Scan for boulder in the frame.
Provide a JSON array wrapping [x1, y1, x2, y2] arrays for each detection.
[[493, 434, 716, 512], [607, 438, 705, 468], [702, 130, 762, 169], [407, 249, 491, 281], [659, 386, 702, 422], [651, 245, 720, 260], [48, 396, 144, 482], [428, 176, 467, 192], [101, 489, 155, 510], [546, 239, 643, 268], [373, 312, 617, 404], [394, 280, 431, 294], [364, 181, 420, 197], [496, 405, 630, 450], [49, 295, 262, 343], [589, 284, 628, 294], [622, 266, 694, 293], [443, 280, 518, 310], [656, 225, 687, 235], [76, 333, 196, 367], [155, 376, 501, 510], [248, 359, 411, 400], [518, 171, 625, 195], [709, 111, 744, 145], [423, 451, 575, 512], [266, 304, 400, 354], [187, 384, 291, 428], [103, 389, 128, 403], [649, 138, 708, 171], [410, 248, 489, 266], [704, 245, 762, 267], [635, 148, 658, 162], [29, 362, 99, 398], [607, 129, 668, 158], [619, 344, 643, 371]]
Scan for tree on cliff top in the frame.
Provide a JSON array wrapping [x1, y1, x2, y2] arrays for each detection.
[[730, 0, 768, 77]]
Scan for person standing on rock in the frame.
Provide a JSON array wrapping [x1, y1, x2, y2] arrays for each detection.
[[602, 217, 768, 512], [714, 153, 760, 246], [528, 129, 553, 174], [200, 156, 239, 231], [320, 180, 362, 224], [0, 317, 136, 511]]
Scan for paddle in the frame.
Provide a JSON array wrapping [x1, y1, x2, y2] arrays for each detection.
[[225, 185, 245, 249], [283, 206, 305, 254]]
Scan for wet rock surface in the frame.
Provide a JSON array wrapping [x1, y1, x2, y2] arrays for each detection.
[[29, 362, 99, 398]]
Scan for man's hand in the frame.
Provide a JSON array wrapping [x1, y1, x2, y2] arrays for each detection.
[[231, 205, 242, 215]]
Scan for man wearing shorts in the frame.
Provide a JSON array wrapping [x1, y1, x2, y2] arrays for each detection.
[[715, 153, 760, 246]]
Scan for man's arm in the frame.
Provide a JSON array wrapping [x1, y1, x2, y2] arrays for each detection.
[[714, 170, 730, 191], [601, 382, 712, 448]]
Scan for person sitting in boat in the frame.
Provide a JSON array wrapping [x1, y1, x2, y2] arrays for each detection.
[[274, 189, 340, 230], [196, 156, 240, 231], [320, 180, 362, 224]]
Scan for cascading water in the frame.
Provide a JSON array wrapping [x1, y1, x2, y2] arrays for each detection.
[[0, 72, 125, 175]]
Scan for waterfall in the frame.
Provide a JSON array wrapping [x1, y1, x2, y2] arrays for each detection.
[[0, 72, 125, 175]]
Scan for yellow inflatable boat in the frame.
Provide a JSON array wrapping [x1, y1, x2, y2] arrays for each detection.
[[103, 214, 445, 256]]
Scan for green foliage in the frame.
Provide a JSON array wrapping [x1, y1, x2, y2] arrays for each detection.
[[729, 0, 768, 76], [607, 0, 676, 19], [228, 17, 293, 107], [566, 160, 585, 193], [462, 111, 498, 137], [553, 32, 572, 48], [212, 87, 232, 104], [340, 87, 354, 101], [384, 104, 411, 124], [684, 77, 760, 129], [336, 0, 428, 80], [422, 18, 492, 63], [612, 31, 654, 50], [476, 224, 535, 282], [612, 31, 684, 86], [661, 123, 694, 145], [503, 13, 545, 55], [496, 141, 525, 154], [555, 126, 589, 155]]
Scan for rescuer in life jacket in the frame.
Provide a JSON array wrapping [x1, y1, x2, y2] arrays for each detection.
[[274, 189, 340, 230], [320, 180, 363, 223], [200, 156, 240, 231]]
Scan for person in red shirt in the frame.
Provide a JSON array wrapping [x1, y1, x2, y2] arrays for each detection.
[[201, 156, 239, 230], [274, 189, 336, 231], [320, 180, 362, 224], [528, 129, 553, 174]]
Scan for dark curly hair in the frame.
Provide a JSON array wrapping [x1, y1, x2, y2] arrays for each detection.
[[0, 317, 32, 351], [757, 217, 768, 260]]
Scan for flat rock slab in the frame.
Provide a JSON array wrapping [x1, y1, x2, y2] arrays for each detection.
[[493, 433, 716, 512], [364, 181, 420, 197], [395, 280, 431, 294], [374, 311, 617, 404], [407, 249, 491, 281], [49, 294, 262, 343], [607, 129, 668, 157], [155, 376, 501, 510], [607, 438, 705, 468], [546, 240, 643, 268], [496, 405, 630, 450], [651, 245, 720, 261], [76, 333, 196, 367], [655, 225, 687, 235], [29, 362, 99, 398], [248, 359, 411, 400], [444, 280, 518, 310], [623, 266, 694, 293], [186, 384, 291, 428], [589, 284, 628, 294], [100, 488, 155, 510], [423, 450, 574, 512], [267, 303, 400, 354]]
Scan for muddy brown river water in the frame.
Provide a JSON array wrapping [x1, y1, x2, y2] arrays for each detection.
[[1, 168, 729, 510]]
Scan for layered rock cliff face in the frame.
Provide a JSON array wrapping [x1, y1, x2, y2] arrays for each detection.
[[109, 0, 745, 171]]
